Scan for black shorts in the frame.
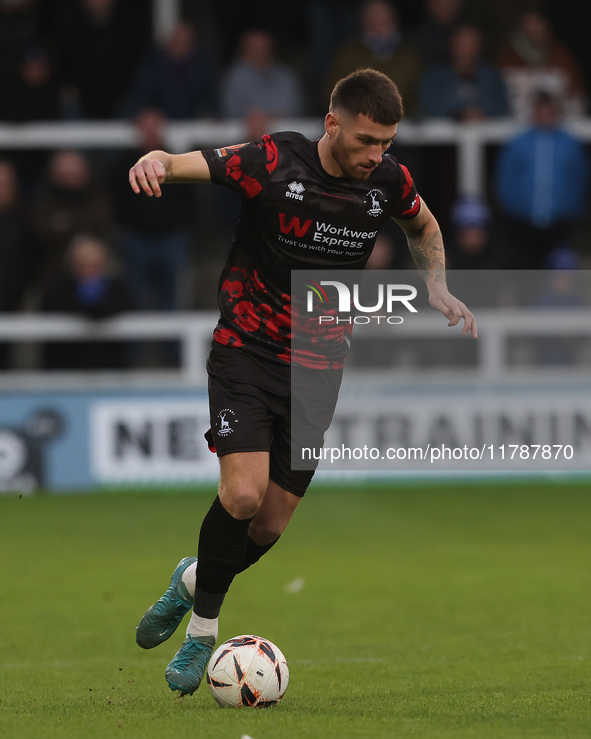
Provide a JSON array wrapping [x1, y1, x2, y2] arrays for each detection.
[[205, 342, 342, 497]]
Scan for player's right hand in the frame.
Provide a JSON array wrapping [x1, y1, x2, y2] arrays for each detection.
[[129, 158, 167, 197]]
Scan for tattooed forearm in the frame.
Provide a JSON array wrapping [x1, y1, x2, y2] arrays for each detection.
[[406, 224, 446, 283]]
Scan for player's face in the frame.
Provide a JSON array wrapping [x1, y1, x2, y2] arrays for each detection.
[[327, 112, 398, 180]]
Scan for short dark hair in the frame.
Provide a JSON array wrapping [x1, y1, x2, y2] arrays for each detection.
[[329, 68, 404, 125]]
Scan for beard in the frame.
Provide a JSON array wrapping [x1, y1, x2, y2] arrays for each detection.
[[330, 135, 374, 181]]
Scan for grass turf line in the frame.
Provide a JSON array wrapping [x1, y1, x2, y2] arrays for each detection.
[[1, 481, 590, 738]]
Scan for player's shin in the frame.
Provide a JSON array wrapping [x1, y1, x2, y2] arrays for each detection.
[[182, 537, 281, 605], [189, 495, 254, 635]]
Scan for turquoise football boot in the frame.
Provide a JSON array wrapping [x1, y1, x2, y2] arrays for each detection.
[[136, 556, 197, 649], [165, 634, 216, 695]]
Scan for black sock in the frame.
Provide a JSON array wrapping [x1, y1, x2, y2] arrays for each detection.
[[193, 536, 279, 619], [194, 496, 253, 618], [194, 589, 226, 620], [236, 536, 280, 574]]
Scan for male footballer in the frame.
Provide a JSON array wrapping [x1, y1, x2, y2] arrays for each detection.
[[129, 68, 477, 695]]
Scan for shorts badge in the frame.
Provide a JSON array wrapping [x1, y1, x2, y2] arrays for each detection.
[[216, 408, 237, 436]]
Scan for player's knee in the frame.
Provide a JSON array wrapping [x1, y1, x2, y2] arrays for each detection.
[[221, 486, 264, 520]]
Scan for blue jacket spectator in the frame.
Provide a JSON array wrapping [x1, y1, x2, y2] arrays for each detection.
[[419, 24, 509, 120], [496, 106, 588, 226], [495, 91, 589, 268]]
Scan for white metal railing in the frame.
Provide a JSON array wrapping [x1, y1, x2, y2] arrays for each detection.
[[0, 312, 216, 387], [349, 307, 591, 382], [0, 308, 589, 389], [3, 117, 591, 196]]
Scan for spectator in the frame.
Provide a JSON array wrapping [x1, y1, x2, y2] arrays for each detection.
[[419, 24, 510, 120], [57, 0, 147, 119], [0, 0, 37, 78], [304, 0, 359, 114], [0, 161, 30, 357], [208, 1, 303, 67], [0, 44, 63, 187], [326, 0, 422, 116], [220, 29, 304, 119], [30, 149, 114, 291], [446, 195, 501, 270], [413, 0, 464, 66], [495, 91, 589, 269], [40, 233, 133, 370], [0, 45, 61, 123], [498, 10, 588, 122], [124, 21, 218, 119], [111, 108, 193, 311]]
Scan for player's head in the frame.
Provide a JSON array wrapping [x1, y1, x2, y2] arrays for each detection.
[[324, 68, 402, 180], [329, 68, 404, 126]]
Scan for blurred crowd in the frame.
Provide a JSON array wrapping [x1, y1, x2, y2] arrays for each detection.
[[0, 0, 590, 369]]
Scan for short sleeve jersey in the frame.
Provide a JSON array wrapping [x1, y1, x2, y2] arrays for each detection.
[[202, 131, 420, 367]]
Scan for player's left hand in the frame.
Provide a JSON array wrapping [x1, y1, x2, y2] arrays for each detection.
[[428, 285, 477, 338]]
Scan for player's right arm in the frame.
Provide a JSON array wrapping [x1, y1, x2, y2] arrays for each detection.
[[129, 150, 211, 197]]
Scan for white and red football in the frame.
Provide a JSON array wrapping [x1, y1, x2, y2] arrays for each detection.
[[207, 634, 289, 708]]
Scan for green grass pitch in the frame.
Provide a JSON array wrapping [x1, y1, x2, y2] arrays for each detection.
[[1, 480, 590, 738]]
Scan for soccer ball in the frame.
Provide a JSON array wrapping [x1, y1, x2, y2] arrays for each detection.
[[207, 635, 289, 708]]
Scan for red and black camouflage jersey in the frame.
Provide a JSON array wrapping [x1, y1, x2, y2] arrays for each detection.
[[202, 131, 420, 368]]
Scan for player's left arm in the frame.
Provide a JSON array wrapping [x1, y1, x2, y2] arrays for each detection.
[[395, 200, 478, 338]]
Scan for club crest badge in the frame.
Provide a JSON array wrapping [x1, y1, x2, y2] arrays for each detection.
[[216, 408, 237, 436], [366, 188, 384, 217]]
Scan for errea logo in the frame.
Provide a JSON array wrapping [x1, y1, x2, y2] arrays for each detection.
[[285, 181, 305, 201]]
